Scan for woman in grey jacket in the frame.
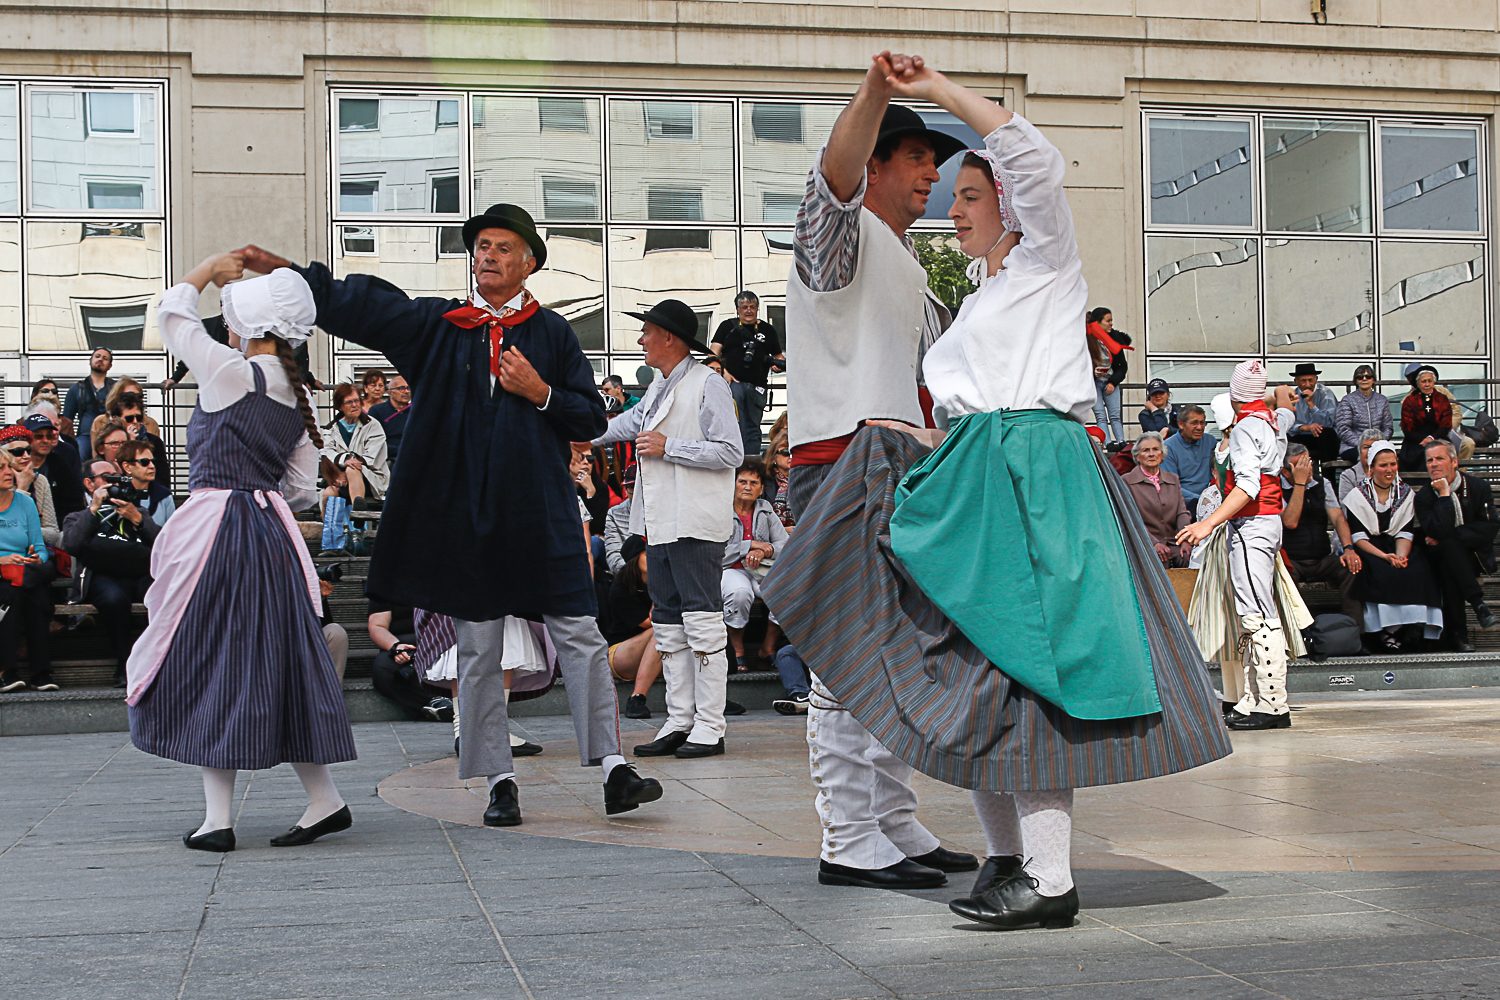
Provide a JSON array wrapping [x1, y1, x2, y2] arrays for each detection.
[[722, 464, 789, 670], [1334, 365, 1392, 462]]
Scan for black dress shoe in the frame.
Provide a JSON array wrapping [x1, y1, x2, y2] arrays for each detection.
[[954, 855, 1024, 903], [1447, 639, 1476, 653], [182, 828, 235, 853], [623, 693, 651, 719], [270, 805, 352, 846], [112, 672, 127, 690], [908, 846, 979, 873], [634, 731, 690, 757], [1476, 603, 1499, 630], [1225, 711, 1291, 731], [603, 763, 663, 815], [723, 699, 747, 716], [675, 738, 725, 758], [511, 741, 543, 757], [950, 873, 1078, 929], [482, 779, 521, 827], [1220, 701, 1237, 718], [819, 858, 946, 890]]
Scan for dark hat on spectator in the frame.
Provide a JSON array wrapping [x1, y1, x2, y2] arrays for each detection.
[[621, 464, 637, 486], [1289, 363, 1322, 378], [621, 533, 647, 565], [0, 424, 32, 445], [876, 105, 966, 167], [625, 299, 714, 355], [1404, 362, 1439, 385], [462, 203, 547, 269], [1145, 378, 1170, 395], [20, 413, 54, 434]]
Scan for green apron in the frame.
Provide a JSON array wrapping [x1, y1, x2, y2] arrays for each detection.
[[890, 409, 1161, 720]]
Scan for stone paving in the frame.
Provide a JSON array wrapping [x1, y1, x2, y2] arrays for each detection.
[[3, 692, 1500, 999]]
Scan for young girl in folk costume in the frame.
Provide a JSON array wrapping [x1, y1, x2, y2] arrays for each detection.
[[765, 55, 1230, 932], [126, 254, 357, 853]]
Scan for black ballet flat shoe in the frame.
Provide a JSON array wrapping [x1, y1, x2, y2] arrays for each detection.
[[511, 741, 543, 757], [818, 858, 946, 890], [634, 731, 690, 757], [482, 779, 522, 827], [183, 828, 235, 853], [674, 738, 725, 759], [270, 805, 352, 846], [950, 873, 1079, 930], [952, 854, 1024, 904], [908, 847, 979, 874], [603, 763, 663, 816], [1226, 711, 1291, 731]]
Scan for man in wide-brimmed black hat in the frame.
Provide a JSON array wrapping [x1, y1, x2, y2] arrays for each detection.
[[593, 299, 743, 759], [235, 204, 664, 828], [1287, 361, 1339, 462]]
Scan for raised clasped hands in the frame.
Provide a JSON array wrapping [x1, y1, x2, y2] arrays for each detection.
[[874, 51, 945, 101]]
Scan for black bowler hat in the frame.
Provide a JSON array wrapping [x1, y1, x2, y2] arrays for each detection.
[[1290, 363, 1322, 378], [876, 105, 966, 166], [625, 299, 714, 354], [462, 203, 547, 269]]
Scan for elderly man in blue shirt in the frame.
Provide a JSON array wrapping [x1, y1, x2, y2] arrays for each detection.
[[1287, 362, 1339, 462], [1162, 403, 1215, 518]]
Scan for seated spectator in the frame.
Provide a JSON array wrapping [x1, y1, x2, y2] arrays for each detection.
[[1334, 364, 1392, 463], [598, 535, 664, 720], [1338, 430, 1384, 502], [105, 391, 170, 483], [704, 355, 732, 384], [573, 443, 612, 536], [1, 427, 59, 548], [1162, 403, 1214, 519], [765, 431, 794, 528], [1288, 363, 1339, 462], [601, 375, 640, 412], [116, 440, 175, 526], [603, 464, 636, 575], [1121, 432, 1191, 567], [1137, 378, 1179, 437], [367, 598, 454, 721], [722, 463, 789, 669], [1279, 443, 1362, 622], [368, 374, 411, 466], [0, 460, 55, 692], [92, 420, 130, 470], [359, 368, 387, 414], [318, 576, 347, 682], [1342, 441, 1443, 653], [62, 457, 161, 688], [89, 377, 163, 445], [30, 381, 72, 439], [21, 412, 84, 519], [1417, 440, 1499, 652], [1400, 364, 1455, 472], [772, 644, 810, 716], [321, 383, 390, 508]]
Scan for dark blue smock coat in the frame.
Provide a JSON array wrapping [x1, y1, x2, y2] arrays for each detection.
[[296, 263, 606, 623]]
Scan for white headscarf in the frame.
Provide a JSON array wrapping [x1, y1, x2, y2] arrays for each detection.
[[1210, 392, 1235, 432], [1366, 439, 1398, 469], [219, 268, 317, 351], [962, 147, 1021, 288]]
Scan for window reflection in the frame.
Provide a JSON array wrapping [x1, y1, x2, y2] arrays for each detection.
[[1264, 238, 1374, 353], [1381, 125, 1480, 232], [1145, 236, 1258, 353], [1148, 118, 1253, 227], [740, 103, 839, 224], [608, 228, 736, 351], [473, 96, 602, 222], [915, 109, 982, 223], [532, 228, 605, 352], [25, 221, 163, 351], [1263, 119, 1370, 233], [332, 226, 468, 352], [1379, 241, 1485, 355], [0, 222, 18, 351], [609, 100, 734, 222], [335, 97, 461, 216], [740, 230, 795, 335], [0, 86, 16, 214], [29, 89, 158, 213]]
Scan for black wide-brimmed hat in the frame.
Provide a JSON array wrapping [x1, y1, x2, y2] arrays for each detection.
[[462, 203, 547, 269], [625, 299, 714, 354], [1289, 363, 1322, 378], [876, 105, 966, 166]]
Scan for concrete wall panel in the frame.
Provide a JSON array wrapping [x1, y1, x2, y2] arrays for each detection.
[[1046, 124, 1126, 189], [188, 173, 308, 267], [192, 109, 305, 175]]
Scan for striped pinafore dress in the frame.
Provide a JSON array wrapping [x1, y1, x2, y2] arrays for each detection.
[[128, 364, 356, 770]]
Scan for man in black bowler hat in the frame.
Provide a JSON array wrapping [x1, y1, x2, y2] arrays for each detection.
[[1288, 362, 1339, 463], [234, 204, 664, 828], [593, 299, 743, 759]]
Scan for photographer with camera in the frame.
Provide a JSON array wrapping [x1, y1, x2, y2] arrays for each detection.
[[61, 454, 165, 688], [367, 596, 454, 722], [711, 290, 785, 457]]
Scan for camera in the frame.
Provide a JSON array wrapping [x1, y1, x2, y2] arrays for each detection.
[[316, 564, 343, 584], [103, 474, 148, 506]]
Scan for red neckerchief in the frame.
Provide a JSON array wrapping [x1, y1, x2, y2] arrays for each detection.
[[1086, 321, 1133, 357], [442, 292, 539, 379], [1235, 398, 1279, 430]]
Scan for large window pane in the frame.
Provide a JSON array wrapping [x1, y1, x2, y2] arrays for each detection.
[[608, 228, 736, 351], [531, 228, 604, 351], [25, 221, 164, 351], [741, 103, 839, 224], [740, 230, 795, 334], [1381, 125, 1480, 232], [335, 97, 461, 217], [609, 100, 734, 222], [0, 222, 19, 351], [332, 226, 469, 350], [1379, 241, 1485, 356], [1144, 359, 1243, 438], [29, 89, 158, 213], [0, 86, 16, 214], [1145, 236, 1259, 353], [1263, 119, 1370, 233], [1264, 238, 1374, 353], [1148, 118, 1253, 227], [915, 109, 983, 223], [472, 96, 602, 223]]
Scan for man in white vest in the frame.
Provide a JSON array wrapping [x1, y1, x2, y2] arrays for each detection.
[[594, 299, 744, 758]]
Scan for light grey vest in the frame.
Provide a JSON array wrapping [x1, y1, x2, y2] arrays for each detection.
[[631, 360, 735, 545]]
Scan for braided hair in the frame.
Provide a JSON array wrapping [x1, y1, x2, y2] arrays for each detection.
[[270, 334, 322, 448]]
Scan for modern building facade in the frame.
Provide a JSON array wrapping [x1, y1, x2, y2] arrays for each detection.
[[0, 1, 1496, 431]]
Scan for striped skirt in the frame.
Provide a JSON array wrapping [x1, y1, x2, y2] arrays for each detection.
[[129, 492, 357, 770], [761, 425, 1233, 792]]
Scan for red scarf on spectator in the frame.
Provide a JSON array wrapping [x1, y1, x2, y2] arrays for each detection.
[[1087, 321, 1132, 358]]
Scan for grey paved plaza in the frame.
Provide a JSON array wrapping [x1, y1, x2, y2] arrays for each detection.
[[5, 705, 1500, 1000]]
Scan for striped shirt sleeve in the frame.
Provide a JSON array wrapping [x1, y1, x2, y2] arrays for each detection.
[[793, 147, 867, 292]]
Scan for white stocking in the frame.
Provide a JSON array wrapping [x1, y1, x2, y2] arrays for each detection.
[[1015, 788, 1074, 897], [290, 762, 345, 828], [197, 767, 236, 837], [970, 789, 1022, 857]]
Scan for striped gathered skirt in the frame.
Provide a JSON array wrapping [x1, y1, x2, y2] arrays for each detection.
[[761, 424, 1233, 792], [129, 491, 357, 770], [1188, 521, 1312, 664]]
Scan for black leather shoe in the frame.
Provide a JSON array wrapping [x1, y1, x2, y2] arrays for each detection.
[[1220, 701, 1237, 718], [1226, 711, 1291, 731], [182, 828, 235, 853], [603, 763, 663, 815], [955, 855, 1024, 903], [675, 738, 725, 758], [623, 694, 651, 719], [723, 699, 747, 716], [270, 805, 352, 846], [112, 672, 127, 690], [482, 780, 521, 827], [634, 731, 690, 757], [511, 741, 543, 757], [819, 858, 946, 890], [1476, 603, 1499, 630], [950, 873, 1078, 929], [1447, 639, 1477, 653], [908, 847, 979, 874]]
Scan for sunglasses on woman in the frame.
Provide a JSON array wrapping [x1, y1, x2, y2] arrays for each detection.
[[125, 457, 155, 467], [4, 446, 29, 457]]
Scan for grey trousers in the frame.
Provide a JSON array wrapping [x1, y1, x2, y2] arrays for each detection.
[[455, 615, 621, 781]]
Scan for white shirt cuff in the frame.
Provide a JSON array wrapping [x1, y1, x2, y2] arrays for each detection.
[[537, 388, 552, 411]]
